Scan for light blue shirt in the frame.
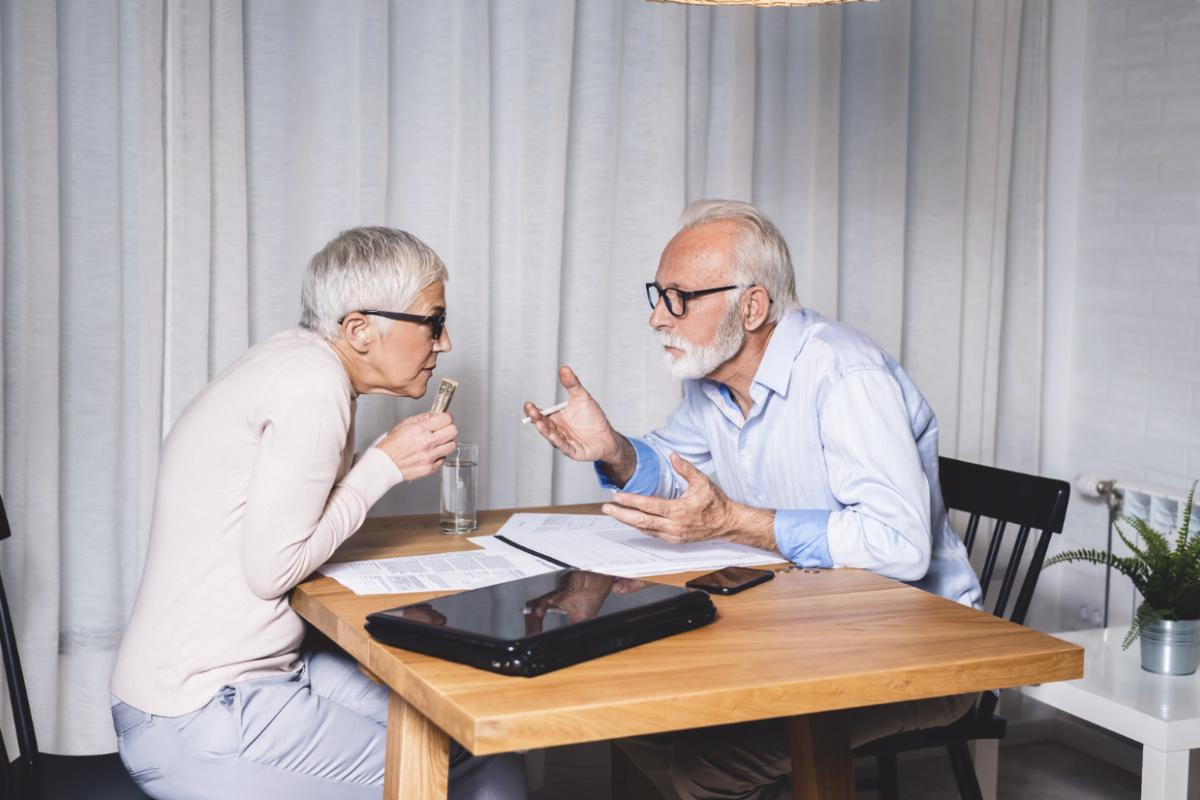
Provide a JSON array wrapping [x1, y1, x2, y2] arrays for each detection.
[[598, 309, 983, 608]]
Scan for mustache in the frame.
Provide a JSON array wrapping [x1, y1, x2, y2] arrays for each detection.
[[657, 331, 693, 352]]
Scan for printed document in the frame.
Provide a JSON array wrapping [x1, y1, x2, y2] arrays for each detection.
[[319, 548, 558, 595], [471, 513, 782, 577]]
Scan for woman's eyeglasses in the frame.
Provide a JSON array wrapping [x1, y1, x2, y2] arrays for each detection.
[[338, 310, 447, 340]]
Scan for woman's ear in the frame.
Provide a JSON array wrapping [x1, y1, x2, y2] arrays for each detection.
[[340, 314, 374, 354]]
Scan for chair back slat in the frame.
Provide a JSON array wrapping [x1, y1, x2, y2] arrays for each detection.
[[963, 513, 981, 557], [990, 525, 1031, 620], [0, 493, 40, 775], [1010, 530, 1057, 627], [976, 520, 1007, 606]]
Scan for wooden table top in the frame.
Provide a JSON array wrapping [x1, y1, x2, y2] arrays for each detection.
[[292, 504, 1084, 755]]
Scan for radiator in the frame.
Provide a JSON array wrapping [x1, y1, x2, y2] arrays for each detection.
[[1120, 483, 1198, 541], [1078, 477, 1199, 627]]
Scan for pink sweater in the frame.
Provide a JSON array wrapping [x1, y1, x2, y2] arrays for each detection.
[[111, 329, 402, 716]]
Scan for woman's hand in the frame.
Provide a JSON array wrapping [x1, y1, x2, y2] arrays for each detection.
[[374, 412, 458, 481]]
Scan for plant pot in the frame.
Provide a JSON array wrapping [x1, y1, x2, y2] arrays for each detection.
[[1140, 618, 1200, 675]]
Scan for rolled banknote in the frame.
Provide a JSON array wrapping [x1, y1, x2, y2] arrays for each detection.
[[430, 377, 459, 414]]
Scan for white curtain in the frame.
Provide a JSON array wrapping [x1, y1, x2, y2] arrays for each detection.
[[0, 0, 1047, 753]]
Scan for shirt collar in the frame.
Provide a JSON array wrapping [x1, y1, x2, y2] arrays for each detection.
[[694, 309, 812, 426], [749, 309, 811, 398]]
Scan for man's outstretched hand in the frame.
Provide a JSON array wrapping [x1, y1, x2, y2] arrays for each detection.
[[523, 366, 637, 484]]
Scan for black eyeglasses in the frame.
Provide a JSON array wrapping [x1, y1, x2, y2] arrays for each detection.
[[645, 282, 744, 318], [338, 309, 447, 340]]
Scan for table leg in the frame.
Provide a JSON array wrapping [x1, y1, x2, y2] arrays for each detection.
[[789, 711, 856, 800], [971, 739, 999, 800], [1142, 745, 1189, 800], [385, 690, 450, 800]]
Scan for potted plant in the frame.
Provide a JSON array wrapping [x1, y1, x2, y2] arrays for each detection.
[[1045, 482, 1200, 675]]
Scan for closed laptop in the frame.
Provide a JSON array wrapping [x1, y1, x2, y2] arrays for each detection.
[[365, 569, 717, 677]]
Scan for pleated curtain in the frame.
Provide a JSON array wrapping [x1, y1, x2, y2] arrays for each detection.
[[0, 0, 1047, 753]]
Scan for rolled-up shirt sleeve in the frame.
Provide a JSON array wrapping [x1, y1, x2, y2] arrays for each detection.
[[774, 509, 834, 567], [818, 369, 933, 582], [595, 438, 662, 495]]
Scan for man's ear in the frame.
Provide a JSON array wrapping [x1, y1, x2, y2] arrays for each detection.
[[341, 314, 374, 354], [743, 287, 771, 332]]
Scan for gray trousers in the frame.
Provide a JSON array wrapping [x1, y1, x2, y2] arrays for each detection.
[[112, 650, 528, 800]]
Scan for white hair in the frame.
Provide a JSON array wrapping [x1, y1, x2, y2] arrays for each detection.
[[678, 199, 799, 323], [300, 227, 448, 339]]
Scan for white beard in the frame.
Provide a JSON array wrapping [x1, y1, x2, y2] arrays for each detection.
[[658, 304, 746, 380]]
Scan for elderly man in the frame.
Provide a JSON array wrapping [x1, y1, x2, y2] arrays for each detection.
[[111, 228, 527, 799], [524, 200, 982, 800]]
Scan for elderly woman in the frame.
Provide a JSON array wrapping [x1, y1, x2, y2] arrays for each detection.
[[110, 228, 527, 799]]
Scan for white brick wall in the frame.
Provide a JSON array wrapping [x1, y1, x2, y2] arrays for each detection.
[[1043, 0, 1200, 633]]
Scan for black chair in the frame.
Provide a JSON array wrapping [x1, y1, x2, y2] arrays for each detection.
[[854, 456, 1071, 800], [0, 493, 147, 799]]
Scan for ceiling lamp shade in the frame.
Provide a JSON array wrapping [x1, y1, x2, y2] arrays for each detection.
[[648, 0, 880, 6]]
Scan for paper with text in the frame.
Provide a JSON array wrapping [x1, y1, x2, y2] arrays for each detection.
[[318, 548, 558, 595], [471, 513, 781, 577]]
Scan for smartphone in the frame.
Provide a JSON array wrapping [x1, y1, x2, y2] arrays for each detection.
[[685, 566, 774, 595]]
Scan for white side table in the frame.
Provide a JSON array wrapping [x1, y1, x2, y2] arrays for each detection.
[[1018, 627, 1200, 800]]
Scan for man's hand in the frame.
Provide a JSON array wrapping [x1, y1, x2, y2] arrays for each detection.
[[602, 453, 779, 552], [523, 366, 637, 484], [400, 603, 447, 626], [374, 412, 457, 481], [524, 571, 617, 635]]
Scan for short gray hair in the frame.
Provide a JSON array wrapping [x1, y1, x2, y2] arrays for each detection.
[[300, 227, 448, 339], [679, 200, 799, 323]]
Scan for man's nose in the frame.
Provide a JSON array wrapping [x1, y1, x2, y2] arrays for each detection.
[[649, 295, 673, 329]]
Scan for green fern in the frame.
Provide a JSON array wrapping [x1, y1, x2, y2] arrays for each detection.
[[1177, 483, 1196, 556], [1123, 603, 1168, 650], [1123, 515, 1172, 565], [1047, 480, 1200, 649]]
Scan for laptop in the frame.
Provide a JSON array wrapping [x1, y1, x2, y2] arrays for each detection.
[[365, 569, 717, 677]]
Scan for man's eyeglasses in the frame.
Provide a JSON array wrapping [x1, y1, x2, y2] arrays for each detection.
[[338, 310, 447, 340], [645, 282, 745, 318]]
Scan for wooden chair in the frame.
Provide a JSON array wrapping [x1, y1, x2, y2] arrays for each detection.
[[854, 456, 1071, 800], [609, 457, 1070, 800], [0, 493, 147, 799]]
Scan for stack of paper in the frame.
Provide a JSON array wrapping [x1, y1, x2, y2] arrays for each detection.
[[318, 548, 557, 595], [319, 513, 783, 596], [471, 513, 781, 578]]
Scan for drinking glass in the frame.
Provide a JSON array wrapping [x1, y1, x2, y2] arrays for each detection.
[[440, 443, 478, 534]]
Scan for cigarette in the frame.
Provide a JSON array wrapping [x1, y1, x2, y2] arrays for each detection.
[[521, 400, 569, 424]]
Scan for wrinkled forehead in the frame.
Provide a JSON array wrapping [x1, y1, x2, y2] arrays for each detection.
[[656, 220, 739, 287], [409, 279, 446, 311]]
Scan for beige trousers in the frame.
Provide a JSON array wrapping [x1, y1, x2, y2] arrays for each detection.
[[622, 692, 977, 800]]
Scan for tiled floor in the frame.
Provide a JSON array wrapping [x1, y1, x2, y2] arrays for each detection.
[[530, 739, 1143, 799]]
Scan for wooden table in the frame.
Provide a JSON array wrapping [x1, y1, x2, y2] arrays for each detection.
[[292, 505, 1083, 799]]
